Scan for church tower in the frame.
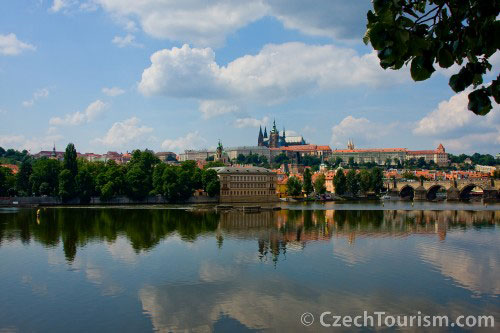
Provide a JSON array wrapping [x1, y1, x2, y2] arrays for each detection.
[[269, 120, 280, 148], [215, 140, 224, 162], [258, 126, 264, 146]]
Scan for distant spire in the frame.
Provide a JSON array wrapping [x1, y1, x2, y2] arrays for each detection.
[[258, 126, 264, 145], [263, 127, 268, 138]]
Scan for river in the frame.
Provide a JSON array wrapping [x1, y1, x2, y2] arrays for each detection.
[[0, 202, 499, 332]]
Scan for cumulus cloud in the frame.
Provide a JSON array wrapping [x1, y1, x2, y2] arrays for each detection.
[[112, 34, 142, 48], [22, 88, 50, 107], [102, 86, 125, 97], [331, 116, 398, 149], [413, 90, 500, 153], [49, 0, 75, 13], [0, 33, 35, 56], [234, 116, 269, 128], [94, 0, 267, 47], [49, 100, 108, 126], [161, 131, 207, 152], [91, 1, 371, 47], [94, 117, 153, 147], [139, 43, 408, 116]]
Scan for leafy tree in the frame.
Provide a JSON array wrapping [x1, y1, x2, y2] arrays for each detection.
[[125, 165, 149, 199], [30, 158, 61, 196], [346, 169, 360, 197], [202, 169, 220, 197], [359, 169, 372, 194], [302, 168, 313, 196], [314, 173, 327, 194], [100, 181, 114, 201], [274, 153, 290, 165], [0, 167, 15, 196], [63, 143, 78, 177], [204, 161, 225, 168], [333, 168, 347, 195], [364, 0, 499, 115], [76, 168, 94, 204], [416, 157, 427, 168], [371, 168, 384, 194], [59, 169, 75, 202], [16, 160, 32, 195], [152, 163, 167, 195], [286, 176, 302, 196], [348, 157, 356, 168]]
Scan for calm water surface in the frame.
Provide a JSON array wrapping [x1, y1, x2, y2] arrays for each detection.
[[0, 203, 499, 332]]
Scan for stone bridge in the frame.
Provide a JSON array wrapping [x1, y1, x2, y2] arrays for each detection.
[[386, 179, 499, 201]]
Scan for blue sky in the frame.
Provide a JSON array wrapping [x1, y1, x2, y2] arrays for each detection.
[[0, 0, 498, 155]]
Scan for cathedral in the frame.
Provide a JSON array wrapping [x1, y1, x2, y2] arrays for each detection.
[[257, 120, 306, 148]]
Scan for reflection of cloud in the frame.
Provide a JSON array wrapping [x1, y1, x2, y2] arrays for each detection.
[[21, 275, 48, 296], [418, 233, 500, 295], [106, 237, 138, 264]]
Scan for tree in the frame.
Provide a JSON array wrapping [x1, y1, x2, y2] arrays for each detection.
[[346, 169, 360, 197], [30, 158, 61, 196], [59, 169, 75, 202], [286, 176, 302, 197], [371, 168, 384, 194], [314, 173, 327, 194], [16, 160, 32, 195], [0, 167, 15, 196], [416, 157, 427, 168], [125, 165, 149, 199], [202, 169, 220, 197], [302, 168, 313, 196], [364, 0, 499, 115], [75, 168, 94, 204], [359, 169, 372, 194], [333, 168, 347, 195], [63, 143, 78, 178]]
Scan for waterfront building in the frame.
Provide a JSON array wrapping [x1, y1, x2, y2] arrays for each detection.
[[212, 166, 278, 203]]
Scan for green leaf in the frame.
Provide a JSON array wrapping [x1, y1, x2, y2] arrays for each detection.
[[368, 23, 387, 50], [449, 74, 466, 93], [410, 56, 434, 81], [468, 89, 492, 115], [438, 48, 454, 68]]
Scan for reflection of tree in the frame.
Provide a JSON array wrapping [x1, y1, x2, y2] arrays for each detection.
[[0, 208, 498, 264]]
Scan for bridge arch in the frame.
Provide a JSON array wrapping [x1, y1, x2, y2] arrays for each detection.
[[459, 184, 484, 200], [399, 185, 415, 200], [426, 184, 447, 201]]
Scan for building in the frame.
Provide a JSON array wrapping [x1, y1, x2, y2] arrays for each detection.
[[178, 149, 215, 162], [225, 146, 272, 161], [406, 144, 448, 166], [212, 166, 278, 203], [475, 164, 498, 175], [214, 141, 230, 164], [0, 164, 19, 174], [274, 144, 332, 159], [33, 145, 64, 160], [331, 141, 448, 166], [155, 151, 177, 162]]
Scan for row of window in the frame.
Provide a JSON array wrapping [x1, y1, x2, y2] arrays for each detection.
[[230, 183, 270, 188], [221, 190, 274, 196], [222, 175, 273, 181]]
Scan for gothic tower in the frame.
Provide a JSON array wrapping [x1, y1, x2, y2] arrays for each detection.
[[269, 120, 280, 148], [215, 140, 224, 162], [258, 126, 264, 146]]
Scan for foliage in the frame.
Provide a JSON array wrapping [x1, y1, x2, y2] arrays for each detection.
[[333, 168, 347, 195], [273, 153, 290, 165], [364, 0, 499, 115], [63, 143, 78, 178], [371, 168, 384, 194], [202, 169, 220, 197], [359, 169, 372, 193], [76, 168, 94, 204], [16, 160, 32, 196], [204, 161, 225, 168], [59, 169, 75, 202], [0, 147, 31, 165], [30, 158, 61, 196], [286, 176, 302, 196], [346, 169, 360, 197], [0, 167, 15, 196], [314, 173, 327, 194], [302, 168, 313, 195]]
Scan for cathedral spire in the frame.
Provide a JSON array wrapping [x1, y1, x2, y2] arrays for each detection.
[[258, 126, 264, 146]]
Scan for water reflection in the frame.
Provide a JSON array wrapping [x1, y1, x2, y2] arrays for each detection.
[[0, 208, 499, 332]]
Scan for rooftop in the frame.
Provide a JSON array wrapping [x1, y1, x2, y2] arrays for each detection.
[[210, 166, 275, 174]]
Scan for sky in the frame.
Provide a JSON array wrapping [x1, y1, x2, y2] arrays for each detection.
[[0, 0, 498, 155]]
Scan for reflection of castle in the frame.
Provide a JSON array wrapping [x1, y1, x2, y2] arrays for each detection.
[[258, 120, 306, 148]]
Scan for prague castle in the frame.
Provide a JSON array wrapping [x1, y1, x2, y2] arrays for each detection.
[[257, 120, 306, 148]]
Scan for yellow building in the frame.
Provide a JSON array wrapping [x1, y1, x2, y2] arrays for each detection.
[[212, 166, 278, 203]]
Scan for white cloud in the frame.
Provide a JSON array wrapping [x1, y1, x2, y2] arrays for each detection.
[[414, 90, 500, 153], [234, 116, 269, 128], [0, 134, 63, 153], [93, 1, 371, 47], [139, 43, 408, 116], [161, 131, 207, 152], [331, 116, 397, 149], [94, 117, 153, 147], [49, 99, 108, 126], [0, 33, 35, 56], [112, 34, 142, 48], [22, 88, 50, 107], [95, 0, 268, 47], [102, 86, 125, 97], [49, 0, 75, 13]]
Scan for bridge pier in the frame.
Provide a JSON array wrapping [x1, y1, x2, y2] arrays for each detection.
[[483, 188, 498, 202], [413, 186, 427, 201], [446, 186, 460, 201]]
